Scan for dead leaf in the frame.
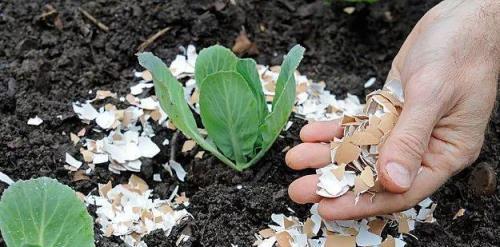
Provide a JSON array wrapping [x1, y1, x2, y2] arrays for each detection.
[[232, 32, 250, 54]]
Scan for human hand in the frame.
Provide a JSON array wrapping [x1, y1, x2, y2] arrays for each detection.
[[286, 0, 499, 220]]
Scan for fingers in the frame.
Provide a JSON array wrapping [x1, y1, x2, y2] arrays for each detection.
[[285, 143, 330, 170], [286, 120, 343, 170], [288, 175, 322, 204], [299, 121, 344, 142], [318, 166, 448, 220]]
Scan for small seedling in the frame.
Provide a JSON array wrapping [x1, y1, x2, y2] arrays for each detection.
[[138, 45, 304, 171], [0, 177, 94, 247]]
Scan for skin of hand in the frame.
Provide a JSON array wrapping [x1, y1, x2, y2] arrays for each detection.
[[286, 0, 499, 220]]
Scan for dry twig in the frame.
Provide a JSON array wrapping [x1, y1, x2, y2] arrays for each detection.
[[137, 27, 171, 52], [78, 7, 109, 32]]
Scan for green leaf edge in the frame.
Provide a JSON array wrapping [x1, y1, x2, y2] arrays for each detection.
[[194, 45, 238, 88], [0, 177, 94, 247]]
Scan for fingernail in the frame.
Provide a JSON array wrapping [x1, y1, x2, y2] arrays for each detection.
[[386, 162, 412, 188]]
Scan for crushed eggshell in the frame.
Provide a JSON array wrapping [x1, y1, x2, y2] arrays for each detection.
[[65, 153, 83, 170], [70, 133, 80, 145], [318, 80, 404, 200], [27, 116, 43, 126], [453, 208, 466, 220], [181, 140, 196, 153], [255, 199, 437, 247], [165, 160, 187, 182], [0, 171, 15, 185], [86, 175, 191, 247]]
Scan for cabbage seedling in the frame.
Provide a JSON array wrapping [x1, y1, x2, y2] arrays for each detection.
[[0, 177, 94, 247], [138, 45, 304, 171]]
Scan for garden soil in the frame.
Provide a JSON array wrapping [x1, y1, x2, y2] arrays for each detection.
[[0, 0, 498, 246]]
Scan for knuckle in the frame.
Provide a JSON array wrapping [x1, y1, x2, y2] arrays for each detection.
[[407, 70, 453, 104], [391, 131, 427, 161]]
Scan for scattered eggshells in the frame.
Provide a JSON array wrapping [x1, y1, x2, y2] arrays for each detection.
[[166, 160, 187, 182], [453, 208, 466, 220], [73, 102, 99, 121], [0, 171, 15, 185], [27, 116, 43, 126], [181, 140, 196, 153], [65, 153, 82, 170], [70, 133, 80, 145], [66, 45, 436, 247], [364, 77, 376, 88], [86, 175, 191, 247]]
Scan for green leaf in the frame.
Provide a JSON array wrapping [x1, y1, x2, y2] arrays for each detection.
[[236, 58, 268, 123], [138, 52, 201, 141], [138, 52, 240, 170], [195, 45, 238, 87], [0, 177, 94, 247], [200, 71, 261, 165], [260, 45, 305, 147]]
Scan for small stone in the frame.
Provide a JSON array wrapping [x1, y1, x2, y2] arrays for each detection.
[[468, 162, 497, 195]]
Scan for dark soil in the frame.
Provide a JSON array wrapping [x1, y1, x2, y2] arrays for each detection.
[[0, 0, 498, 246]]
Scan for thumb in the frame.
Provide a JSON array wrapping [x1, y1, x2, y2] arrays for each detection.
[[377, 80, 443, 194]]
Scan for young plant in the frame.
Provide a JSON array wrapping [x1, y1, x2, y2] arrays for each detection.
[[138, 45, 304, 171], [0, 177, 94, 247]]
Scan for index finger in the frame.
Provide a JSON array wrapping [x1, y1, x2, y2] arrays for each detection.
[[299, 120, 344, 142]]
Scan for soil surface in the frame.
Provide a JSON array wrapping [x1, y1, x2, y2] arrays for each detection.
[[0, 0, 498, 246]]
